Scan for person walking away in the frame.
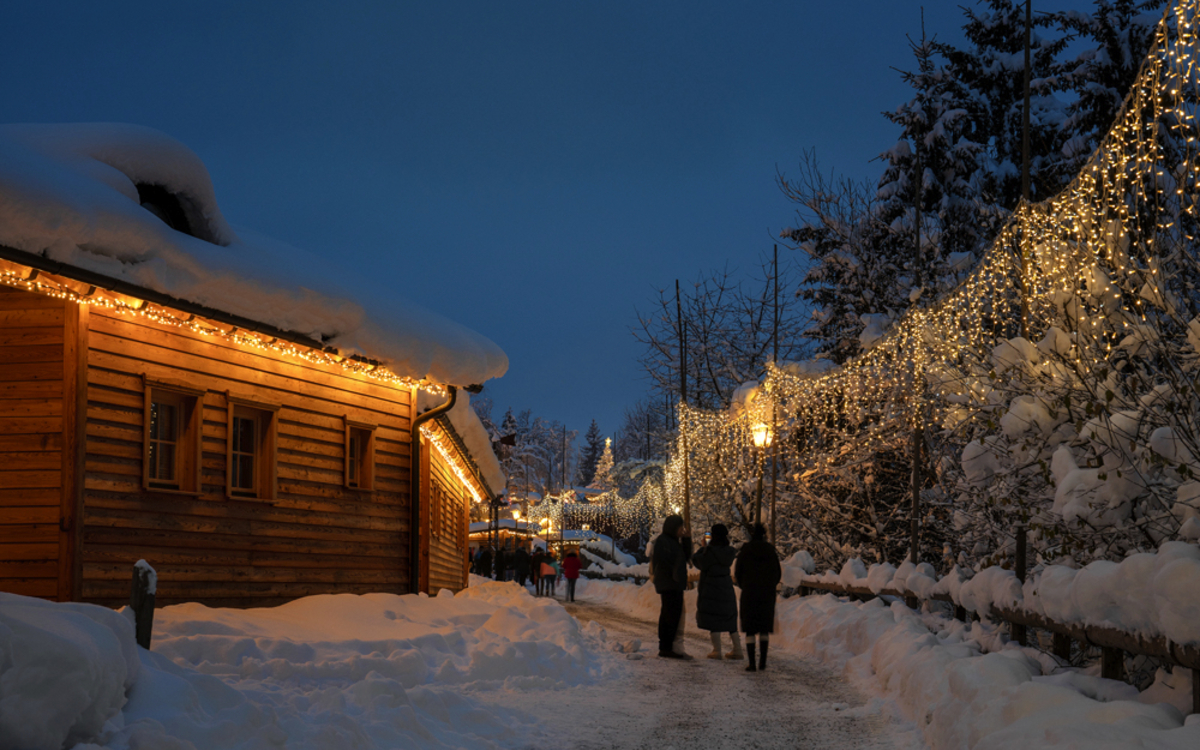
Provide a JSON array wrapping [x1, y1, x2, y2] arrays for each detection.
[[546, 552, 560, 597], [562, 550, 582, 602], [477, 547, 493, 582], [651, 514, 693, 659], [514, 546, 531, 587], [530, 548, 544, 594], [493, 547, 507, 582], [692, 524, 742, 660], [734, 523, 781, 672]]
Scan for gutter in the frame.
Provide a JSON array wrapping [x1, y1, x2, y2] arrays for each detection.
[[410, 386, 457, 594]]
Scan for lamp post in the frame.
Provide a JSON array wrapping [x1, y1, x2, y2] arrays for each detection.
[[512, 509, 523, 551], [751, 422, 773, 527]]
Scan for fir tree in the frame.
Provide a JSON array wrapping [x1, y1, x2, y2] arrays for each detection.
[[934, 0, 1072, 209], [1053, 1, 1166, 178], [577, 420, 603, 487]]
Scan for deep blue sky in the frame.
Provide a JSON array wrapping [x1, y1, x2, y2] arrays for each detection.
[[1, 1, 1096, 438]]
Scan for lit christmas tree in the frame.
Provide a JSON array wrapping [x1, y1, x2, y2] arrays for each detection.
[[589, 437, 614, 492]]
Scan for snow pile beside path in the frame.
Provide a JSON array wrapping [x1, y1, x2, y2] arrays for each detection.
[[776, 594, 1200, 750], [1, 581, 608, 750], [579, 548, 649, 578], [0, 593, 140, 750]]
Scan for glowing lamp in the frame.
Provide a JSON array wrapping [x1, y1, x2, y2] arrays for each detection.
[[751, 422, 773, 448]]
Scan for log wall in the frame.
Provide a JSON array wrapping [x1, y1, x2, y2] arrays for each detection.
[[426, 441, 470, 594], [80, 307, 415, 607], [0, 286, 79, 600]]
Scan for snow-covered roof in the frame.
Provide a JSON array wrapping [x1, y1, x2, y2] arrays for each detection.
[[0, 123, 507, 386], [418, 391, 506, 495]]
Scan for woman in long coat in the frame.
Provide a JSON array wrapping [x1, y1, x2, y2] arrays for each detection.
[[734, 523, 781, 672], [692, 524, 743, 660]]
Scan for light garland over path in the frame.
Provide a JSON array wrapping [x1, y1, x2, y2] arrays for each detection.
[[662, 0, 1200, 570]]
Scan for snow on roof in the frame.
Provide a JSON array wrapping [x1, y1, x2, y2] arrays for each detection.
[[418, 391, 506, 495], [0, 123, 507, 386]]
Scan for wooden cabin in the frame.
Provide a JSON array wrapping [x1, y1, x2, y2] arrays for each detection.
[[0, 256, 497, 606]]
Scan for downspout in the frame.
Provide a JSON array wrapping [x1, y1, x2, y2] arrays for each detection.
[[410, 386, 456, 594]]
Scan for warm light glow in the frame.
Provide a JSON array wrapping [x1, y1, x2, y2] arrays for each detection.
[[751, 422, 773, 448]]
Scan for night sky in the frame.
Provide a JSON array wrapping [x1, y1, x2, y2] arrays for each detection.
[[1, 1, 1095, 439]]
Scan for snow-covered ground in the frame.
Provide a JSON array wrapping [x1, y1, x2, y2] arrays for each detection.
[[5, 576, 1200, 749]]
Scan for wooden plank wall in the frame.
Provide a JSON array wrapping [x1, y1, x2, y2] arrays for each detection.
[[427, 444, 469, 594], [81, 307, 413, 607], [0, 286, 67, 599]]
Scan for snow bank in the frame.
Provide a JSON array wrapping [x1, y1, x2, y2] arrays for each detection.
[[0, 593, 139, 750], [0, 123, 507, 386], [1, 581, 608, 750], [775, 594, 1200, 750]]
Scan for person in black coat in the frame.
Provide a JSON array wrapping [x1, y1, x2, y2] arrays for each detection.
[[530, 548, 544, 594], [650, 514, 692, 659], [692, 523, 743, 660], [734, 523, 781, 672], [475, 547, 491, 581], [493, 547, 507, 581], [514, 546, 531, 587]]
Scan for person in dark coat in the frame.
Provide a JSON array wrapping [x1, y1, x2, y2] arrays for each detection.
[[734, 523, 781, 672], [477, 547, 493, 581], [530, 548, 544, 594], [514, 546, 531, 587], [692, 523, 742, 660], [493, 547, 507, 581], [650, 514, 693, 659]]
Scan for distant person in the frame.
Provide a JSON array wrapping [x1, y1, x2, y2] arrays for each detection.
[[477, 547, 493, 581], [650, 514, 693, 660], [541, 552, 559, 597], [514, 546, 531, 587], [562, 551, 582, 602], [692, 523, 742, 660], [493, 547, 507, 582], [530, 548, 545, 594], [735, 523, 781, 672]]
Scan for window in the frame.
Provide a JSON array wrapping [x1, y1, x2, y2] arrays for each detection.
[[344, 421, 376, 490], [226, 398, 278, 499], [144, 383, 203, 493]]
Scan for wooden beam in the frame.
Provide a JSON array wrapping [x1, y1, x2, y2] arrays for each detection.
[[59, 301, 87, 602]]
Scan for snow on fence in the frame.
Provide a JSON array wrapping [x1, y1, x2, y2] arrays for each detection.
[[782, 544, 1200, 715]]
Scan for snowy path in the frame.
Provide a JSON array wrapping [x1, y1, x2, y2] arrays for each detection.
[[478, 593, 925, 750]]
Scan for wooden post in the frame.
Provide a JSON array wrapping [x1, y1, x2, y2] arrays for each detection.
[[1020, 0, 1032, 336], [1101, 647, 1125, 681], [1053, 632, 1072, 661], [1013, 525, 1028, 646], [771, 244, 779, 546], [130, 562, 156, 650]]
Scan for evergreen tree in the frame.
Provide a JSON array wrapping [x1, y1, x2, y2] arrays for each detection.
[[1054, 1, 1165, 178], [934, 0, 1072, 209], [576, 420, 603, 487]]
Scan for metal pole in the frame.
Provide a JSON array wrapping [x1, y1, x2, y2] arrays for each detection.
[[910, 423, 922, 564], [755, 452, 764, 527], [676, 279, 692, 536], [1020, 0, 1032, 339], [771, 244, 779, 546]]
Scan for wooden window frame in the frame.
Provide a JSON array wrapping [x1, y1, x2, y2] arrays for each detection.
[[143, 379, 205, 495], [226, 394, 279, 500], [344, 419, 376, 491]]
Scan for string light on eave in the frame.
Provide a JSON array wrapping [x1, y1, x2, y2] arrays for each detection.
[[0, 262, 448, 397]]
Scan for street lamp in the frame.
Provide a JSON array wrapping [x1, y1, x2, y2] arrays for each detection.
[[512, 509, 523, 550], [751, 422, 773, 526]]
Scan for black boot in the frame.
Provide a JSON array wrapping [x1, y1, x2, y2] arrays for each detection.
[[759, 641, 769, 671], [745, 642, 757, 672]]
